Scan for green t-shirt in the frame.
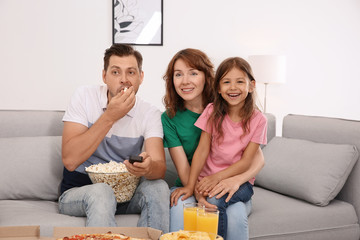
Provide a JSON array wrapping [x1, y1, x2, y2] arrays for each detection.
[[161, 109, 202, 187]]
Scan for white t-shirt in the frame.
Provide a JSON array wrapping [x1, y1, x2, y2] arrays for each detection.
[[63, 85, 163, 173]]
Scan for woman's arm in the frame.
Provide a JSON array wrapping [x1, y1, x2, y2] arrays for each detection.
[[169, 146, 191, 206], [196, 142, 260, 194], [209, 147, 265, 202], [168, 146, 191, 186], [170, 131, 211, 203]]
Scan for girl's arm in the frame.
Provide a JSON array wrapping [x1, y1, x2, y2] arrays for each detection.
[[209, 149, 264, 202], [196, 143, 262, 194], [170, 131, 211, 203]]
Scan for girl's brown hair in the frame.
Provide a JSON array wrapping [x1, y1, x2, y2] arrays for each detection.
[[209, 57, 258, 143], [163, 48, 215, 118]]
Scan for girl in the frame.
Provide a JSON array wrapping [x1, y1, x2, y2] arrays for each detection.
[[175, 57, 267, 239], [162, 51, 265, 240]]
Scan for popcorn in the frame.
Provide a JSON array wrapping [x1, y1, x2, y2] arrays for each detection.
[[85, 161, 127, 173], [86, 161, 140, 203], [123, 87, 128, 92]]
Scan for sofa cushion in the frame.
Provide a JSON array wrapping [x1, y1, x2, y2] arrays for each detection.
[[0, 200, 140, 237], [0, 136, 63, 201], [250, 187, 360, 239], [255, 137, 359, 206]]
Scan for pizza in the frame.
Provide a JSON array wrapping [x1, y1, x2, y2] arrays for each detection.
[[57, 232, 145, 240]]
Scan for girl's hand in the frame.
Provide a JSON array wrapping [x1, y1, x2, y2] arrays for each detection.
[[196, 174, 221, 195], [170, 186, 194, 207], [194, 189, 217, 209], [209, 176, 241, 203]]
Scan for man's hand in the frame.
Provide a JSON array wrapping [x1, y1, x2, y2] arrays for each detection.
[[124, 152, 152, 177], [105, 86, 136, 122]]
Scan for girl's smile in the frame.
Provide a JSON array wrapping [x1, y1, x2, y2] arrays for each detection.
[[219, 67, 255, 109], [228, 93, 241, 99]]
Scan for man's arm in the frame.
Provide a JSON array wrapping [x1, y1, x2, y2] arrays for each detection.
[[124, 137, 166, 179], [61, 115, 115, 171], [144, 137, 166, 179], [62, 87, 135, 171]]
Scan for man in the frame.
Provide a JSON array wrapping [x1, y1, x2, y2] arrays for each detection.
[[58, 44, 169, 233]]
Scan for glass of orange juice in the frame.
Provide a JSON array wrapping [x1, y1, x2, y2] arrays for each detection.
[[196, 207, 219, 239], [183, 203, 204, 231]]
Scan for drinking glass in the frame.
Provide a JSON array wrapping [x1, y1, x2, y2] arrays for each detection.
[[183, 202, 204, 231], [196, 207, 219, 240]]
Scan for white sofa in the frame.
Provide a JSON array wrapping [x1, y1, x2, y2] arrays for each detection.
[[0, 110, 359, 239]]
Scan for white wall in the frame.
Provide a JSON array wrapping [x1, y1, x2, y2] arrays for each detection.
[[1, 0, 360, 135]]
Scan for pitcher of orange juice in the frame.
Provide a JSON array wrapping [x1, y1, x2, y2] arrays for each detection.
[[196, 207, 219, 239], [183, 203, 204, 231]]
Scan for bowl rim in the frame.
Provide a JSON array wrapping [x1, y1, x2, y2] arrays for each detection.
[[85, 170, 129, 174]]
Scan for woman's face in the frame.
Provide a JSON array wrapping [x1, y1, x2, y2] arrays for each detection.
[[173, 59, 205, 108]]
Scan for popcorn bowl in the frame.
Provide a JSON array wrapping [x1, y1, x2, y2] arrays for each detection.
[[85, 161, 140, 203]]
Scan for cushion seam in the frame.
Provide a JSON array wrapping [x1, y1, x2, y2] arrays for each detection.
[[324, 146, 359, 206], [251, 224, 359, 239]]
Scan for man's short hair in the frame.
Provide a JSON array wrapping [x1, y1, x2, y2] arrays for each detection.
[[103, 44, 143, 72]]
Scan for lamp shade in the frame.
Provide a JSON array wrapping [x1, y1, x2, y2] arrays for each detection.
[[248, 55, 286, 84]]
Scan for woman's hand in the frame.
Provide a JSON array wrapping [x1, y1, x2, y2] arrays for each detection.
[[170, 186, 194, 207], [196, 174, 221, 195], [194, 189, 217, 209], [208, 176, 242, 203]]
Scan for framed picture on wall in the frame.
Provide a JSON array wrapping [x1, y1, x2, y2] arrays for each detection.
[[113, 0, 163, 46]]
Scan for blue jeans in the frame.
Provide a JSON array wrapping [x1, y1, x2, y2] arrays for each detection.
[[169, 187, 197, 232], [169, 187, 252, 240], [207, 182, 253, 239], [59, 178, 170, 233]]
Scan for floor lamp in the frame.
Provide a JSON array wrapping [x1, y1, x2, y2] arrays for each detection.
[[248, 55, 286, 113]]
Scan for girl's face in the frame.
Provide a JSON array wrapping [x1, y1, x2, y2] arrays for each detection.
[[173, 59, 205, 107], [218, 67, 255, 109]]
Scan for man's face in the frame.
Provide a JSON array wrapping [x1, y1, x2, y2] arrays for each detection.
[[102, 55, 144, 101]]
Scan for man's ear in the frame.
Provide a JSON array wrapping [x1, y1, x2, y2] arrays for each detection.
[[140, 71, 144, 85], [102, 69, 107, 84]]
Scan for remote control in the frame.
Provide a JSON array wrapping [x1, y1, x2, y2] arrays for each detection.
[[129, 155, 143, 164]]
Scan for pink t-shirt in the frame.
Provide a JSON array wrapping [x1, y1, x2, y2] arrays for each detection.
[[195, 103, 267, 184]]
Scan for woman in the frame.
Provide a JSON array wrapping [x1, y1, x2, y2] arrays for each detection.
[[161, 49, 264, 240]]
